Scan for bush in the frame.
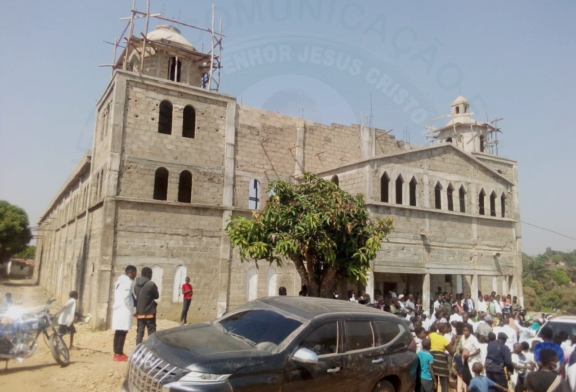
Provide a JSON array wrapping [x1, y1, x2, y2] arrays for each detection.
[[523, 286, 541, 311]]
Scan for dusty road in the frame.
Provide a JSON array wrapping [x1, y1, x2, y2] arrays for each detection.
[[0, 280, 179, 392]]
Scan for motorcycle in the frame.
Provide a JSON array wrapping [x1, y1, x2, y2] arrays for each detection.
[[0, 299, 69, 368]]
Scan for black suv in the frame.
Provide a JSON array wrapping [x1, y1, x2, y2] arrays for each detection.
[[121, 297, 417, 392]]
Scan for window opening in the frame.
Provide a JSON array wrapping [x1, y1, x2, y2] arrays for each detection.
[[447, 184, 454, 211], [249, 179, 260, 210], [459, 186, 466, 213], [345, 320, 374, 352], [381, 173, 390, 202], [331, 175, 339, 186], [172, 265, 187, 302], [501, 193, 506, 218], [409, 177, 417, 206], [480, 135, 485, 153], [479, 189, 486, 215], [395, 175, 403, 205], [158, 100, 173, 135], [490, 191, 497, 217], [178, 171, 192, 203], [153, 168, 169, 201], [455, 107, 460, 114], [299, 322, 338, 356], [182, 105, 196, 138], [435, 182, 442, 210], [168, 57, 182, 82], [374, 322, 401, 346]]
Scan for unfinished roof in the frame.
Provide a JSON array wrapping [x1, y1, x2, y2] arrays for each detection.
[[452, 96, 470, 106], [146, 25, 195, 51]]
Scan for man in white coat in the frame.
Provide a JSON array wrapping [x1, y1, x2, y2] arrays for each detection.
[[112, 265, 137, 362]]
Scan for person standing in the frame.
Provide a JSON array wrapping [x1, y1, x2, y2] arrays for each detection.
[[485, 332, 513, 392], [54, 291, 84, 350], [429, 323, 457, 392], [112, 265, 137, 362], [525, 349, 571, 392], [464, 292, 475, 313], [134, 267, 159, 345], [180, 277, 193, 325], [419, 339, 437, 392], [533, 327, 566, 375]]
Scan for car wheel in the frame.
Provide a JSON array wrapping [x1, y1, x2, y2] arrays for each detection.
[[372, 379, 395, 392]]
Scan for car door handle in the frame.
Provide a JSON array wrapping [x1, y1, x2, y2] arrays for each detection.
[[327, 367, 341, 373], [372, 358, 384, 364]]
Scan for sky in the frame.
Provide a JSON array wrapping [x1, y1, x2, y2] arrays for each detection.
[[0, 0, 575, 256]]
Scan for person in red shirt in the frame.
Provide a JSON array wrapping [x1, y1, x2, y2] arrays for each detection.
[[180, 277, 193, 325]]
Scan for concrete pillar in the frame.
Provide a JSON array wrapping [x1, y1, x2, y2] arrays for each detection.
[[294, 125, 305, 177], [492, 276, 498, 293], [423, 273, 431, 314], [456, 275, 463, 293], [366, 270, 375, 303], [471, 274, 479, 301]]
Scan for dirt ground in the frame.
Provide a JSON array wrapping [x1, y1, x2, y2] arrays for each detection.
[[0, 280, 179, 392]]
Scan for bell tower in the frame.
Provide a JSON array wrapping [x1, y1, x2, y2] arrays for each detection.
[[427, 96, 503, 155]]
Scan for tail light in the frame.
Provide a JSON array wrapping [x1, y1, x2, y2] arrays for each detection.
[[408, 338, 417, 352]]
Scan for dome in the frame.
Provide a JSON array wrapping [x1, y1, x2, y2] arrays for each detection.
[[451, 96, 469, 106], [146, 25, 195, 50]]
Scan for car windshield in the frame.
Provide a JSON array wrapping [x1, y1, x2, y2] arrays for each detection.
[[218, 310, 302, 352], [542, 321, 576, 338]]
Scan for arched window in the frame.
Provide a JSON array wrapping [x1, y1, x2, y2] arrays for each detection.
[[380, 172, 390, 203], [434, 182, 442, 210], [501, 193, 506, 218], [395, 175, 404, 205], [266, 268, 277, 297], [447, 184, 454, 211], [246, 267, 258, 301], [331, 175, 339, 186], [168, 57, 182, 82], [480, 135, 485, 153], [446, 137, 453, 143], [178, 170, 192, 203], [459, 186, 466, 213], [182, 105, 196, 138], [455, 107, 460, 114], [479, 189, 486, 215], [490, 191, 497, 217], [249, 179, 260, 210], [409, 177, 417, 206], [172, 265, 187, 302], [151, 265, 163, 303], [153, 168, 169, 201], [158, 100, 173, 135]]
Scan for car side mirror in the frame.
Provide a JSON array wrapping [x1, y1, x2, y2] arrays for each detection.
[[293, 348, 318, 365]]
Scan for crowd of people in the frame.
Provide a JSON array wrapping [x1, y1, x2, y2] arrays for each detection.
[[354, 287, 575, 392]]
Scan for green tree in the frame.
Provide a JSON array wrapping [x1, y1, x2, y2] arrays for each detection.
[[0, 201, 32, 263], [553, 269, 570, 286], [13, 245, 36, 259], [226, 173, 394, 298]]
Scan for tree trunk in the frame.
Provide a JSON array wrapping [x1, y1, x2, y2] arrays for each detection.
[[319, 266, 338, 298]]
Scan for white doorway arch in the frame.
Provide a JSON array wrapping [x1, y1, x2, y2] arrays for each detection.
[[246, 267, 258, 301], [151, 265, 163, 302], [266, 268, 277, 297], [172, 265, 187, 303]]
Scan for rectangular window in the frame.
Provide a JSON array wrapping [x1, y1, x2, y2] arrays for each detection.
[[345, 320, 374, 352], [373, 322, 402, 346], [299, 322, 338, 356]]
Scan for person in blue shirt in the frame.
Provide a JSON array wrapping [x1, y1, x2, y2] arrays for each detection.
[[418, 339, 436, 392], [468, 363, 508, 392], [534, 327, 566, 376]]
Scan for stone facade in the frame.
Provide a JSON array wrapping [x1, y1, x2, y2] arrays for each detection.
[[34, 27, 522, 329]]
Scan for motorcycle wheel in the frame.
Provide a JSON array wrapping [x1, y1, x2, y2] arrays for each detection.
[[48, 334, 70, 367]]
